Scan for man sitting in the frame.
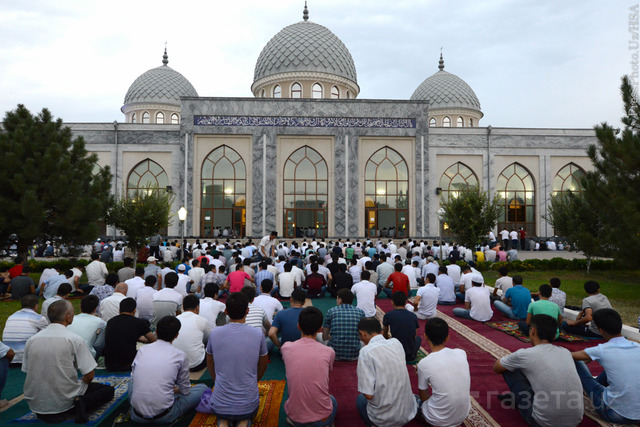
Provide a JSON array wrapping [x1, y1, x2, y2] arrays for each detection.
[[199, 283, 226, 328], [125, 267, 146, 298], [41, 283, 72, 323], [351, 270, 378, 317], [382, 263, 410, 299], [493, 314, 583, 426], [323, 289, 365, 360], [68, 295, 106, 359], [493, 275, 531, 320], [2, 294, 48, 364], [136, 275, 158, 322], [571, 309, 640, 424], [453, 274, 493, 322], [435, 266, 456, 305], [241, 286, 271, 336], [563, 280, 612, 338], [268, 288, 306, 351], [99, 282, 128, 322], [130, 316, 208, 424], [411, 273, 439, 320], [152, 272, 184, 329], [491, 267, 513, 302], [281, 307, 337, 426], [23, 300, 114, 423], [356, 317, 418, 427], [104, 298, 156, 372], [173, 295, 211, 372], [303, 263, 327, 298], [418, 318, 470, 426], [8, 266, 35, 300], [252, 279, 283, 321], [197, 292, 268, 426], [382, 292, 421, 362], [518, 284, 562, 336]]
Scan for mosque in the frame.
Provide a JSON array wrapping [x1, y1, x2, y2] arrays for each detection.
[[72, 5, 595, 240]]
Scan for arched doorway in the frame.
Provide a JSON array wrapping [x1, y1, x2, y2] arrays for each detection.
[[496, 163, 536, 235], [127, 159, 169, 236]]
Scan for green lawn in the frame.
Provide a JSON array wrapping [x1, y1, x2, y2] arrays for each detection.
[[483, 270, 640, 327]]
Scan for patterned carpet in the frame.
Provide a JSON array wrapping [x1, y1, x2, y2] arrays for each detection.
[[485, 320, 589, 343]]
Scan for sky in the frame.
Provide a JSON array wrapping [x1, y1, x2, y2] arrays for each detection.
[[0, 0, 633, 128]]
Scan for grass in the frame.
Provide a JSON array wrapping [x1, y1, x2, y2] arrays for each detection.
[[483, 270, 640, 327]]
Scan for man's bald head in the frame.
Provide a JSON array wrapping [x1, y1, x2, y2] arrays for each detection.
[[114, 283, 128, 295]]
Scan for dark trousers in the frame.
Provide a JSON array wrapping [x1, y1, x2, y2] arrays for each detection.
[[36, 382, 114, 423], [561, 321, 603, 338], [502, 369, 543, 427], [149, 245, 160, 258]]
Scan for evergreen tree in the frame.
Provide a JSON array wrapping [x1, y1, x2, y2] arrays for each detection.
[[0, 105, 112, 260], [106, 187, 174, 264], [439, 187, 501, 250], [584, 76, 640, 268]]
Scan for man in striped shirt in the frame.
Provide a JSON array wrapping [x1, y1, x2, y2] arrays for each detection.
[[2, 295, 48, 364], [240, 287, 270, 336]]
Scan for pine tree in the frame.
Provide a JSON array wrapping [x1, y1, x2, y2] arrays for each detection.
[[0, 105, 112, 260], [584, 75, 640, 268]]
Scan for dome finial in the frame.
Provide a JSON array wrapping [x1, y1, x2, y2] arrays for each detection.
[[303, 1, 309, 21], [438, 49, 444, 70], [162, 43, 168, 66]]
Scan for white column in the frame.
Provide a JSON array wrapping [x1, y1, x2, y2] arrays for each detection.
[[262, 134, 267, 235], [421, 135, 425, 237], [345, 135, 349, 237]]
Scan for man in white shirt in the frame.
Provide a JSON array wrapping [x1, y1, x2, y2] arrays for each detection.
[[175, 265, 191, 297], [135, 276, 158, 321], [356, 318, 418, 427], [272, 263, 299, 298], [130, 316, 208, 424], [412, 273, 440, 320], [259, 231, 278, 259], [85, 253, 108, 288], [152, 273, 183, 328], [99, 283, 128, 322], [446, 263, 461, 286], [492, 267, 513, 301], [198, 283, 226, 328], [172, 295, 211, 371], [421, 256, 439, 279], [500, 227, 509, 249], [68, 295, 106, 359], [125, 267, 145, 298], [351, 271, 377, 317], [417, 318, 470, 426], [435, 267, 456, 305], [401, 261, 418, 290], [188, 259, 205, 291], [453, 274, 493, 322], [253, 279, 283, 321]]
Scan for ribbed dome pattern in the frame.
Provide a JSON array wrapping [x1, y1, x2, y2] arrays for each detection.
[[253, 21, 357, 84], [124, 64, 198, 106], [411, 69, 481, 111]]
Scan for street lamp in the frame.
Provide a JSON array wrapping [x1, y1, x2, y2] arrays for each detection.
[[178, 207, 187, 260], [437, 207, 445, 261]]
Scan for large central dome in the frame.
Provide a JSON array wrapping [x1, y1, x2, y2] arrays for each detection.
[[251, 5, 359, 99]]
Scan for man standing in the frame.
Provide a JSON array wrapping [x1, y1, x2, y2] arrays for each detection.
[[130, 316, 208, 424], [148, 233, 162, 259], [519, 227, 527, 251], [571, 309, 640, 424], [510, 229, 519, 250], [500, 227, 509, 250], [356, 317, 418, 427], [281, 307, 337, 426], [258, 231, 278, 260], [22, 300, 114, 423], [323, 289, 365, 360], [493, 314, 583, 426], [382, 292, 421, 362], [197, 292, 268, 424], [417, 318, 470, 426]]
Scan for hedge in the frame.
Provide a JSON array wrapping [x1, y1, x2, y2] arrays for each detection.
[[443, 258, 620, 272], [0, 259, 179, 273]]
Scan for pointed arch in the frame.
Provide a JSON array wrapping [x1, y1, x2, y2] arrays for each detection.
[[312, 83, 323, 99], [553, 163, 586, 196], [141, 111, 150, 124], [283, 146, 328, 238], [171, 113, 179, 124], [497, 162, 536, 235], [126, 159, 168, 198], [438, 162, 479, 201], [364, 147, 409, 238], [201, 145, 247, 238], [155, 112, 164, 124], [291, 82, 302, 98]]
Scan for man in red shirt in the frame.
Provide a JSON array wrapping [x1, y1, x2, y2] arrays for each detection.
[[383, 263, 409, 299], [9, 256, 24, 279], [223, 263, 255, 293]]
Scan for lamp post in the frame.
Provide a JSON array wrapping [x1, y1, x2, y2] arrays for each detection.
[[437, 207, 445, 261], [178, 206, 187, 261]]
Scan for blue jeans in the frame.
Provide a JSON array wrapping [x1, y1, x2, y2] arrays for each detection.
[[130, 383, 208, 424], [501, 369, 542, 426], [452, 307, 473, 320], [303, 286, 327, 299], [493, 301, 521, 320], [0, 357, 8, 398], [287, 395, 337, 426], [381, 288, 393, 299], [93, 327, 106, 359], [455, 292, 465, 301], [574, 361, 639, 424]]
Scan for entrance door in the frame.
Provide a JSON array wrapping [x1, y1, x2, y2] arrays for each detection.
[[284, 209, 326, 238]]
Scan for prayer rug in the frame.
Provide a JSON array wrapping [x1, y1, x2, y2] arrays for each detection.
[[12, 375, 130, 425], [189, 380, 285, 427], [485, 320, 588, 343]]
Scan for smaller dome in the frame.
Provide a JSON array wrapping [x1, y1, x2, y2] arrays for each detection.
[[123, 49, 198, 108], [411, 55, 481, 112]]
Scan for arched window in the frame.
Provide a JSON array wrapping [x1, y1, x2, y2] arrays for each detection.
[[552, 163, 585, 196], [429, 117, 436, 127], [260, 89, 266, 98], [131, 113, 137, 123], [469, 118, 474, 127], [291, 82, 302, 98], [171, 113, 179, 124], [312, 83, 323, 98], [346, 91, 351, 99], [457, 116, 464, 127], [497, 163, 536, 236], [443, 116, 451, 127], [283, 146, 328, 238], [331, 86, 340, 99], [439, 162, 479, 202], [201, 146, 247, 238], [127, 159, 169, 198], [364, 147, 409, 238], [142, 111, 150, 124], [273, 85, 282, 98], [156, 112, 164, 124]]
